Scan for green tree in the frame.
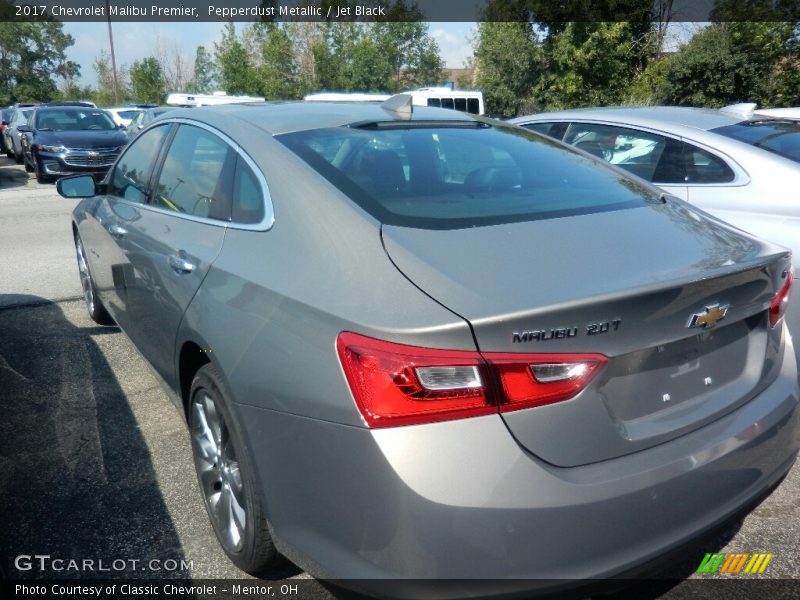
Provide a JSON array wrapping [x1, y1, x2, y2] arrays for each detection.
[[660, 25, 760, 107], [373, 18, 444, 91], [537, 22, 655, 110], [91, 51, 132, 106], [764, 54, 800, 107], [474, 21, 540, 116], [215, 23, 260, 95], [188, 46, 215, 93], [309, 14, 443, 93], [130, 57, 165, 104], [259, 24, 300, 100], [659, 23, 798, 107], [0, 22, 79, 105]]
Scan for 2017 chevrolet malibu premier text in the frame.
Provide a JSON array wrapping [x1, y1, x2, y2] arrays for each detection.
[[57, 99, 798, 598]]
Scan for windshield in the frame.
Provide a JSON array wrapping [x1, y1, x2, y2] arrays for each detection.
[[278, 122, 658, 229], [34, 109, 117, 132], [116, 110, 141, 120], [712, 120, 800, 163]]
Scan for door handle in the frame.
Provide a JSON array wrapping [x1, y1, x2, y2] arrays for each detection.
[[107, 224, 127, 238], [168, 252, 195, 274]]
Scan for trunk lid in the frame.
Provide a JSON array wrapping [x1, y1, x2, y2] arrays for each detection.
[[382, 202, 791, 466]]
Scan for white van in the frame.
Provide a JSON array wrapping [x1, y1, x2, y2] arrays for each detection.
[[305, 87, 485, 115], [165, 91, 266, 107]]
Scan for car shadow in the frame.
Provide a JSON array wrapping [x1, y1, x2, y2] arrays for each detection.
[[0, 156, 29, 190], [0, 296, 190, 580]]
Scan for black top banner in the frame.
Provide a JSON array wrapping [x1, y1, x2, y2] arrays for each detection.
[[2, 0, 800, 23]]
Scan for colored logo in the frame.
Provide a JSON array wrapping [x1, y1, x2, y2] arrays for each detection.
[[696, 552, 773, 574], [688, 303, 729, 329]]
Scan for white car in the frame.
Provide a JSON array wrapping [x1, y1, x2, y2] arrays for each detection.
[[511, 106, 800, 344], [104, 107, 144, 128], [721, 103, 800, 120]]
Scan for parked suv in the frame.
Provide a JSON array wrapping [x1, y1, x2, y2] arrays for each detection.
[[19, 106, 127, 183]]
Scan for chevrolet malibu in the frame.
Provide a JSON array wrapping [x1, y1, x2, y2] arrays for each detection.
[[57, 100, 798, 597]]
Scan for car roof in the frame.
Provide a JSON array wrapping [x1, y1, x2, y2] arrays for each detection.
[[511, 106, 745, 133], [159, 101, 476, 135]]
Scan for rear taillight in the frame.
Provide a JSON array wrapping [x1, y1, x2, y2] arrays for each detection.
[[769, 272, 793, 329], [484, 353, 607, 413], [337, 332, 607, 428]]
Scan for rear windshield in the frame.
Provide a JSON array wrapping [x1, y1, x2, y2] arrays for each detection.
[[278, 122, 658, 229], [34, 109, 117, 132], [712, 120, 800, 163]]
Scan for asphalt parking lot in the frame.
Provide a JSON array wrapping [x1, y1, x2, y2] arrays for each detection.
[[1, 155, 798, 599]]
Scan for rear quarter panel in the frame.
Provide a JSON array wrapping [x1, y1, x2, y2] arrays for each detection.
[[177, 134, 475, 427]]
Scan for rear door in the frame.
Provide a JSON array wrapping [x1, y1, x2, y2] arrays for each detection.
[[109, 122, 233, 384]]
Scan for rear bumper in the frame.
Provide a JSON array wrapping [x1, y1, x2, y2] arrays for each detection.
[[237, 337, 799, 596]]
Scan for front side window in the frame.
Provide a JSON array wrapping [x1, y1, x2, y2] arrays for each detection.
[[521, 122, 567, 140], [563, 123, 678, 182], [152, 125, 233, 220], [278, 122, 659, 229], [109, 124, 169, 203]]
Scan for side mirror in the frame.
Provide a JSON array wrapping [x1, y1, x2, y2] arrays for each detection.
[[57, 174, 96, 198], [17, 125, 31, 133], [118, 124, 127, 131]]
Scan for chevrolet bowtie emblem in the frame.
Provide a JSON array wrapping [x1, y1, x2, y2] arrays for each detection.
[[688, 303, 729, 329]]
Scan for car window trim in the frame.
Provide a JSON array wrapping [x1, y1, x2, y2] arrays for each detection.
[[129, 117, 275, 232]]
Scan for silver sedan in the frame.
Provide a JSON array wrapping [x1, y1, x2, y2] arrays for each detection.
[[511, 107, 800, 343], [56, 101, 798, 597]]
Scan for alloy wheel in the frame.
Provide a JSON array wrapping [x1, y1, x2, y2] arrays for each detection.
[[75, 238, 96, 316], [191, 391, 246, 553]]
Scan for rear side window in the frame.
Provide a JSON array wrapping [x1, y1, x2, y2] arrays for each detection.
[[278, 122, 658, 229], [712, 120, 800, 163], [231, 158, 265, 224], [684, 144, 735, 183], [109, 124, 169, 203], [152, 125, 234, 220]]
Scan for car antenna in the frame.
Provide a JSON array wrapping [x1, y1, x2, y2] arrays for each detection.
[[381, 94, 413, 120]]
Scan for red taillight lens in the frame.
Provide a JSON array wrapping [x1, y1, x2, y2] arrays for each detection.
[[337, 332, 607, 428], [486, 353, 607, 413], [769, 272, 793, 329], [337, 332, 493, 428]]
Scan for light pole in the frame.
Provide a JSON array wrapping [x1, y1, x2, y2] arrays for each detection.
[[105, 0, 120, 104]]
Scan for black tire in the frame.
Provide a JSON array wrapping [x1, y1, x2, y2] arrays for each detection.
[[14, 150, 23, 164], [189, 363, 278, 575], [33, 156, 50, 183], [24, 155, 33, 172], [74, 235, 115, 325]]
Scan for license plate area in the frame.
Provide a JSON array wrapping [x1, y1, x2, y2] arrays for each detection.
[[601, 314, 762, 425]]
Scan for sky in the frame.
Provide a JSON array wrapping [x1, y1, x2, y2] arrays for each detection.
[[63, 21, 476, 88]]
